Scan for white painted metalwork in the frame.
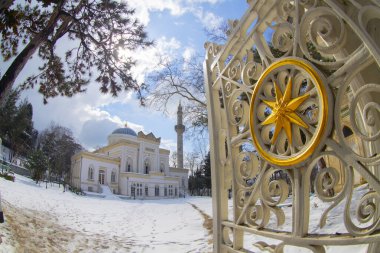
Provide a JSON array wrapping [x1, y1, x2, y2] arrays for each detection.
[[204, 0, 380, 252]]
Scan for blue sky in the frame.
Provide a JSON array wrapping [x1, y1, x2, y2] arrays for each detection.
[[2, 0, 248, 159]]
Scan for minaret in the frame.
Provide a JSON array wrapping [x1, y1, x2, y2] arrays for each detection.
[[175, 102, 185, 168]]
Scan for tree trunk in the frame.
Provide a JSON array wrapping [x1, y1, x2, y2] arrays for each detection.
[[0, 39, 43, 103], [0, 4, 63, 104]]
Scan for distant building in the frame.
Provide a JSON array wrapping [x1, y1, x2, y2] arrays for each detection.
[[0, 139, 27, 168], [70, 104, 189, 198], [0, 138, 30, 177]]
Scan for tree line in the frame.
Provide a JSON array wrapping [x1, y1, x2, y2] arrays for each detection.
[[0, 89, 82, 186], [188, 152, 211, 196]]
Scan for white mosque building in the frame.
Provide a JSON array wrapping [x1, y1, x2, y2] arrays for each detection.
[[70, 104, 189, 199]]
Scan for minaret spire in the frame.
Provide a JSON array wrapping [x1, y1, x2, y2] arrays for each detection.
[[175, 102, 185, 168]]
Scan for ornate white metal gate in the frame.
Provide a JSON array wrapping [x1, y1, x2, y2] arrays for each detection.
[[204, 0, 380, 252]]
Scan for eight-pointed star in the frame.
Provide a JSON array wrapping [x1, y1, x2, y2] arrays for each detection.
[[261, 77, 310, 145]]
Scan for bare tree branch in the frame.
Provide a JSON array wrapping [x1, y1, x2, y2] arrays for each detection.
[[144, 54, 208, 138]]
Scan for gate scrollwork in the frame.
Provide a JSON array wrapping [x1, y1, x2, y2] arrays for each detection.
[[204, 0, 380, 252]]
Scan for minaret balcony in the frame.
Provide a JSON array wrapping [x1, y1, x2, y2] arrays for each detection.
[[175, 124, 185, 132]]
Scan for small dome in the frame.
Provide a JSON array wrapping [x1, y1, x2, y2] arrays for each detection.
[[111, 127, 137, 136]]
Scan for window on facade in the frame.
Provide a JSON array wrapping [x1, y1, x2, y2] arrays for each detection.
[[155, 185, 159, 196], [164, 187, 167, 196], [88, 186, 93, 192], [169, 185, 173, 196], [111, 171, 116, 183], [136, 183, 143, 196], [98, 170, 105, 185], [131, 184, 136, 196], [126, 157, 133, 172], [160, 162, 165, 173], [88, 166, 94, 180], [175, 188, 177, 196], [145, 186, 149, 196], [144, 158, 150, 174]]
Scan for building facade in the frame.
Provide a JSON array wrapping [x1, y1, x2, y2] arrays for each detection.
[[71, 105, 189, 199]]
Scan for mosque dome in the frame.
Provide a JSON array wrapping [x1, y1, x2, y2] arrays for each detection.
[[111, 123, 137, 137]]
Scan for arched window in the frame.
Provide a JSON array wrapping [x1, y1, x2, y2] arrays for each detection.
[[111, 170, 116, 183], [145, 185, 149, 196], [160, 162, 165, 173], [155, 185, 159, 196], [98, 170, 105, 185], [144, 158, 151, 174], [88, 166, 94, 180], [126, 157, 133, 172], [164, 187, 167, 196]]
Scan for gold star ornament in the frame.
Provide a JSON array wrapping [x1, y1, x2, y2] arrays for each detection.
[[261, 77, 309, 145], [249, 58, 330, 167]]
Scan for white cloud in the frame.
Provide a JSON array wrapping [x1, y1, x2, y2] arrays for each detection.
[[186, 0, 222, 4], [79, 118, 145, 150], [121, 36, 181, 84], [21, 82, 145, 150], [182, 47, 195, 61], [193, 8, 224, 29], [161, 138, 177, 152], [127, 0, 224, 30], [79, 119, 119, 149], [127, 0, 188, 26], [174, 21, 185, 26], [127, 121, 144, 133]]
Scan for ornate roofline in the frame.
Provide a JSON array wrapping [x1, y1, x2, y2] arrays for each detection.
[[95, 139, 140, 153], [137, 131, 161, 143], [72, 151, 120, 165]]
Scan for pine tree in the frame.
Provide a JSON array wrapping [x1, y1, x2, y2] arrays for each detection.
[[25, 149, 48, 184], [0, 0, 152, 104], [202, 152, 211, 191], [0, 89, 35, 161]]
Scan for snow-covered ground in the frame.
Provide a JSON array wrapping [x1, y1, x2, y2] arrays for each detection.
[[0, 175, 212, 253], [0, 174, 373, 253]]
